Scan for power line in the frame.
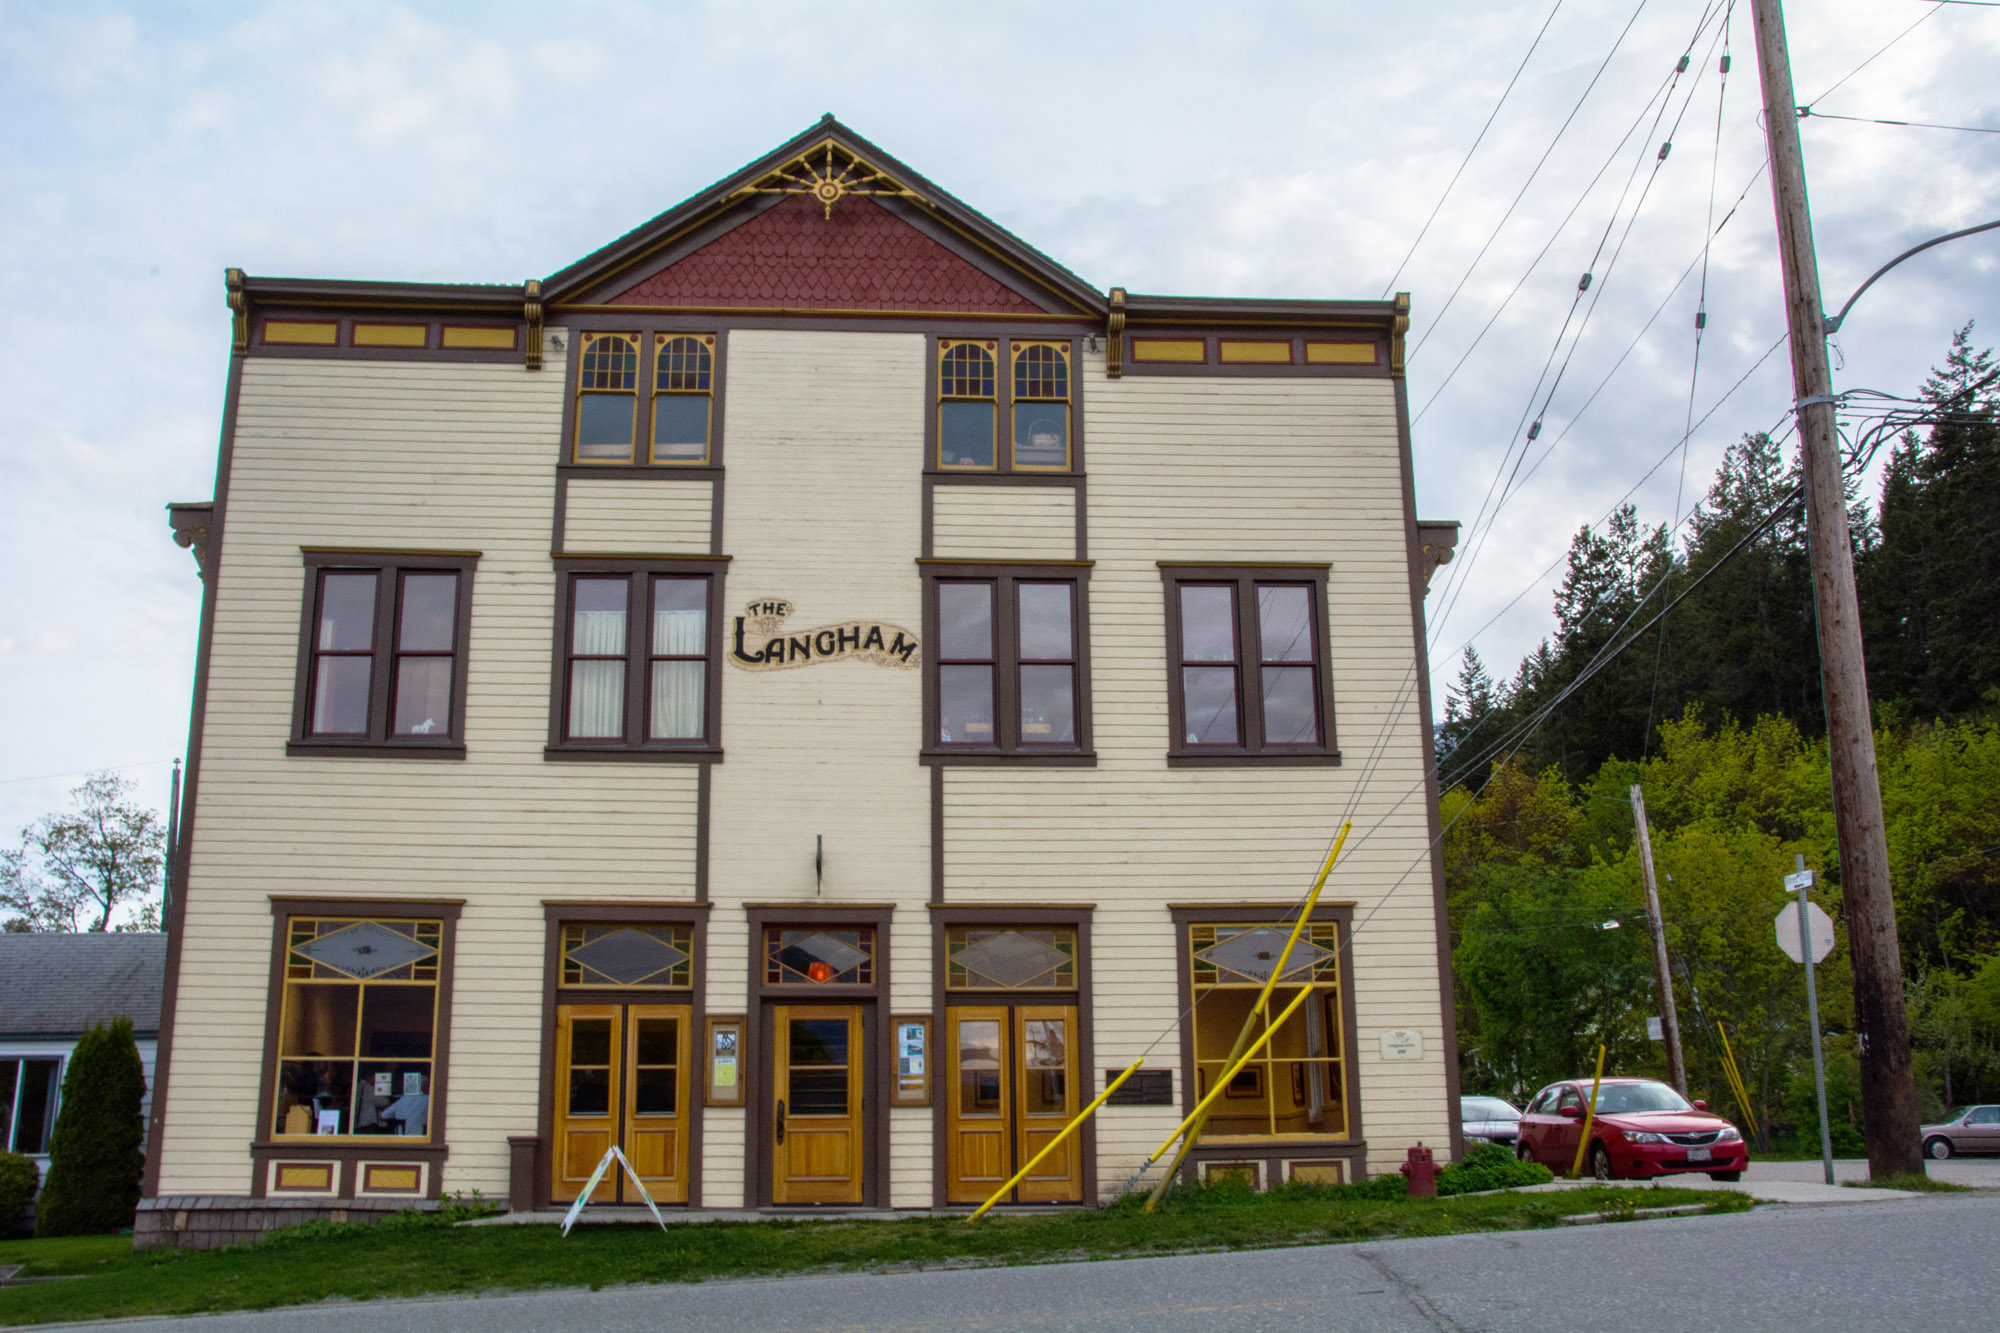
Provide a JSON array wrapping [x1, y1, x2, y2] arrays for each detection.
[[1800, 109, 2000, 134], [1380, 0, 1568, 299], [1804, 5, 1941, 108]]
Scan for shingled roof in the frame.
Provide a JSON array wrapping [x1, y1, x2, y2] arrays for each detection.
[[0, 933, 166, 1038]]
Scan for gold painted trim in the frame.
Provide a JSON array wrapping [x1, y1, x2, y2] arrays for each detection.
[[1220, 340, 1293, 364], [442, 325, 517, 350], [226, 268, 249, 353], [264, 320, 339, 346], [1106, 287, 1126, 378], [352, 323, 428, 348], [1304, 341, 1377, 365], [1131, 338, 1206, 364], [1391, 292, 1410, 378], [555, 303, 1095, 323]]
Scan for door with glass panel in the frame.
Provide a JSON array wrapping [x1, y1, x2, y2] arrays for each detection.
[[551, 1003, 692, 1204], [945, 1005, 1081, 1204], [770, 1005, 865, 1205]]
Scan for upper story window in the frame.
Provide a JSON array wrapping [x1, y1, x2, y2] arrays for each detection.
[[922, 563, 1094, 765], [938, 340, 997, 470], [291, 552, 477, 757], [574, 333, 641, 462], [651, 334, 714, 464], [1160, 565, 1337, 766], [548, 558, 726, 760], [1011, 343, 1071, 470]]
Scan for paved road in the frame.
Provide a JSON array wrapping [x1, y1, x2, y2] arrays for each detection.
[[57, 1189, 1999, 1332]]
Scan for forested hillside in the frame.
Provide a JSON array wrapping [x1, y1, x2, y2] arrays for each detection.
[[1436, 328, 2000, 1146]]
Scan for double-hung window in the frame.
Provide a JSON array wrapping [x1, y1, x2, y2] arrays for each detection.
[[290, 552, 477, 756], [922, 563, 1093, 763], [933, 338, 1079, 473], [1161, 565, 1336, 765], [548, 558, 725, 759]]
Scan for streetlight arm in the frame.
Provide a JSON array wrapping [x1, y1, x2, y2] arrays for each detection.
[[1823, 218, 2000, 334]]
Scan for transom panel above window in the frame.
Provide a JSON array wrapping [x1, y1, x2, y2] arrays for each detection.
[[547, 557, 726, 760], [561, 923, 694, 989], [945, 926, 1078, 990], [932, 336, 1081, 474], [1161, 564, 1337, 766], [921, 562, 1094, 765], [766, 927, 875, 986], [290, 551, 477, 757]]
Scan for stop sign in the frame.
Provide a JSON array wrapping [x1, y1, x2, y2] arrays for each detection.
[[1775, 901, 1835, 964]]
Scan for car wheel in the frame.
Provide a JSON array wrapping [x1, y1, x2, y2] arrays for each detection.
[[1516, 1139, 1537, 1164], [1707, 1171, 1742, 1182], [1590, 1143, 1614, 1181], [1925, 1136, 1954, 1160]]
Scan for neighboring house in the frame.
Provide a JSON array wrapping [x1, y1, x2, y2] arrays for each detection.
[[145, 118, 1464, 1246], [0, 932, 165, 1199]]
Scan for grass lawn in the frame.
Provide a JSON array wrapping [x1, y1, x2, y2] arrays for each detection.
[[0, 1183, 1750, 1326]]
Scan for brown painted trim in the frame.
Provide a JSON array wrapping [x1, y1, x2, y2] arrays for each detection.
[[1180, 1139, 1369, 1187], [544, 556, 729, 760], [1118, 329, 1391, 379], [252, 898, 464, 1200], [743, 903, 895, 1208], [556, 464, 725, 481], [1394, 375, 1464, 1160], [1155, 561, 1330, 571], [249, 1143, 451, 1202], [143, 344, 243, 1200], [1167, 902, 1365, 1182], [927, 905, 1096, 1209], [917, 563, 1095, 765], [929, 766, 944, 906], [695, 763, 712, 906], [535, 903, 710, 1209], [710, 328, 729, 554], [287, 550, 479, 756], [1158, 565, 1340, 765]]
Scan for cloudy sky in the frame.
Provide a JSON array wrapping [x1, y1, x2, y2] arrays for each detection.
[[2, 0, 1995, 844]]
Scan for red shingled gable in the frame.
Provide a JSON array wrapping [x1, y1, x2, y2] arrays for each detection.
[[607, 193, 1042, 313]]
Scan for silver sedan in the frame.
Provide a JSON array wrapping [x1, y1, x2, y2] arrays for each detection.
[[1461, 1095, 1523, 1147]]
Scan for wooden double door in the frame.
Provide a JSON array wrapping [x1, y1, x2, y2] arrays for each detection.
[[945, 1005, 1082, 1204], [770, 1004, 867, 1205], [552, 1003, 692, 1204]]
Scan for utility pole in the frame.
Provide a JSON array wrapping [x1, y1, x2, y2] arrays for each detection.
[[1629, 785, 1686, 1096], [1750, 0, 1923, 1177]]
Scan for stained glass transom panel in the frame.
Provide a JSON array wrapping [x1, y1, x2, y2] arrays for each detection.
[[1190, 923, 1339, 988], [946, 926, 1077, 990], [766, 928, 874, 986], [561, 924, 693, 989], [288, 919, 440, 982]]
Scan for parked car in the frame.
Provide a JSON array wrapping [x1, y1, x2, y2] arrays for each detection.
[[1514, 1077, 1748, 1182], [1461, 1096, 1523, 1147], [1920, 1105, 2000, 1159]]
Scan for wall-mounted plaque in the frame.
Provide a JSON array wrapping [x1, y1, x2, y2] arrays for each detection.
[[706, 1016, 745, 1107], [1104, 1069, 1174, 1106], [891, 1016, 930, 1107], [1378, 1028, 1424, 1061]]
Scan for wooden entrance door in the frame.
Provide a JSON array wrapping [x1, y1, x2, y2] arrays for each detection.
[[945, 1004, 1081, 1204], [771, 1004, 865, 1204], [552, 1003, 691, 1204]]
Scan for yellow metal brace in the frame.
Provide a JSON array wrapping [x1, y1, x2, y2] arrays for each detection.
[[1569, 1044, 1608, 1179], [1148, 983, 1318, 1164], [1144, 824, 1351, 1210], [966, 1059, 1145, 1223], [1716, 1022, 1759, 1137]]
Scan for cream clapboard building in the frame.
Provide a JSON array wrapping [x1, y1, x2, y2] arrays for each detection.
[[143, 120, 1463, 1244]]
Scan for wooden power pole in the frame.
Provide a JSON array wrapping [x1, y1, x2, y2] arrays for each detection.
[[1750, 0, 1923, 1177], [1629, 785, 1686, 1096]]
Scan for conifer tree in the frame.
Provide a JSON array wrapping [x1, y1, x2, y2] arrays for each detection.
[[33, 1018, 146, 1237]]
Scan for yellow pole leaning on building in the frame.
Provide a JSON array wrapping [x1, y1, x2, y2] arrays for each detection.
[[966, 1058, 1146, 1224], [1569, 1044, 1608, 1180], [1149, 981, 1319, 1163], [1716, 1022, 1759, 1137], [1144, 825, 1351, 1210]]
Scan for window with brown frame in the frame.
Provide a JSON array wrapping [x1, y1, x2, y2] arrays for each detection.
[[921, 564, 1092, 763], [290, 552, 477, 756], [934, 337, 1079, 474], [547, 559, 726, 759], [1160, 566, 1336, 765]]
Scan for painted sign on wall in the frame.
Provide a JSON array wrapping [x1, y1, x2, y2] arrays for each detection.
[[729, 599, 921, 671]]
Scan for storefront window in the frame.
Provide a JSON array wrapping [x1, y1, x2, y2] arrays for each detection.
[[1186, 922, 1348, 1137]]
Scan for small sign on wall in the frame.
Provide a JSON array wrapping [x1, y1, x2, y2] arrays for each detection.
[[729, 599, 920, 672], [892, 1016, 930, 1107], [1378, 1029, 1424, 1061], [706, 1016, 744, 1107]]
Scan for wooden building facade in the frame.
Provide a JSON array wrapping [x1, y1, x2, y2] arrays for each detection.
[[142, 120, 1461, 1243]]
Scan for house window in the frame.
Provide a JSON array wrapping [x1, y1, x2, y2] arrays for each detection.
[[291, 553, 476, 755], [548, 559, 725, 758], [651, 334, 714, 463], [575, 333, 641, 462], [938, 340, 997, 470], [271, 918, 443, 1140], [1012, 343, 1070, 470], [1, 1057, 63, 1154], [922, 565, 1093, 762], [1185, 919, 1349, 1138], [1161, 566, 1336, 765]]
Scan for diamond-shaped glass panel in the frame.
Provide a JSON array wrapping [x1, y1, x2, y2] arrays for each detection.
[[1195, 927, 1334, 985], [793, 931, 868, 975], [952, 930, 1068, 989], [295, 922, 435, 980], [568, 928, 689, 986]]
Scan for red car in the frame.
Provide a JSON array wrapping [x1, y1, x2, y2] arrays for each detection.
[[1514, 1077, 1748, 1181]]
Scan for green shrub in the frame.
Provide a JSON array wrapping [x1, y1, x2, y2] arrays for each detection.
[[0, 1152, 39, 1233], [34, 1017, 146, 1237], [1436, 1142, 1554, 1195]]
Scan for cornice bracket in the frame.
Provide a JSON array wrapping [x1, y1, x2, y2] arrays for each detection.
[[524, 279, 543, 370], [1106, 287, 1127, 379], [226, 268, 248, 353], [1391, 292, 1410, 379], [168, 501, 216, 582], [1416, 520, 1460, 594]]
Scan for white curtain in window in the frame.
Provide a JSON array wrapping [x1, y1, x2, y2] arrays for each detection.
[[650, 604, 706, 740], [569, 607, 627, 738]]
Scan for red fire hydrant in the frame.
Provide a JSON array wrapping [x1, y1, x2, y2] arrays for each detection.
[[1400, 1143, 1439, 1197]]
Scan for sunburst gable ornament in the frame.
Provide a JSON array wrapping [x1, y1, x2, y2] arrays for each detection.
[[737, 139, 921, 220]]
